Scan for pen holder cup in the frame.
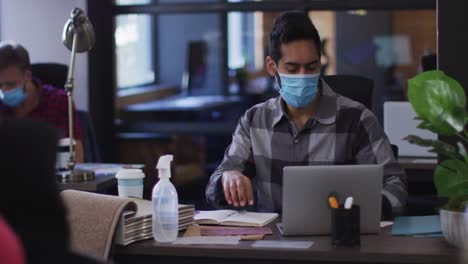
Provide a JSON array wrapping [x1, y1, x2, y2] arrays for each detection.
[[331, 205, 360, 246]]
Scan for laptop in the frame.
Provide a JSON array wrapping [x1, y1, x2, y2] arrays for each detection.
[[383, 101, 436, 158], [280, 165, 383, 236]]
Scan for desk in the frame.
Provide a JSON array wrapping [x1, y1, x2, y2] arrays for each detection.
[[57, 173, 116, 193], [121, 95, 242, 121], [398, 158, 437, 171], [57, 163, 143, 193], [113, 225, 459, 264]]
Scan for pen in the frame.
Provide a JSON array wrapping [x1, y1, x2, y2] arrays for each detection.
[[328, 196, 339, 209], [344, 196, 354, 209]]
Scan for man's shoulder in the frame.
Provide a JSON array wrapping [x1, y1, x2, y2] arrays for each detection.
[[335, 94, 367, 111], [334, 94, 370, 120], [334, 94, 381, 132], [40, 84, 68, 102], [243, 96, 280, 120]]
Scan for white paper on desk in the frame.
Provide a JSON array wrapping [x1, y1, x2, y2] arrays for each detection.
[[172, 236, 240, 245], [251, 240, 314, 249]]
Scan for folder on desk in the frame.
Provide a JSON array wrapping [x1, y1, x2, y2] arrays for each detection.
[[114, 199, 194, 245], [392, 215, 442, 237]]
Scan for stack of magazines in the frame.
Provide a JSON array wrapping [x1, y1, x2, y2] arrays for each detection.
[[114, 199, 194, 245]]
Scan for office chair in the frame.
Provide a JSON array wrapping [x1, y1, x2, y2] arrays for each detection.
[[391, 144, 398, 160], [78, 111, 101, 163], [31, 63, 68, 89], [322, 74, 374, 110], [421, 54, 437, 72], [31, 63, 101, 162]]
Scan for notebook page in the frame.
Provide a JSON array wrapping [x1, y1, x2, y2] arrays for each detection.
[[194, 210, 237, 224], [222, 212, 278, 227]]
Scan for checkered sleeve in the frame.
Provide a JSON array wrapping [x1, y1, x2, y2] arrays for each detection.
[[206, 109, 255, 208], [354, 109, 408, 217]]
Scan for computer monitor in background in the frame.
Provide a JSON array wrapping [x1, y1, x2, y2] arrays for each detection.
[[181, 41, 207, 95], [383, 101, 437, 158]]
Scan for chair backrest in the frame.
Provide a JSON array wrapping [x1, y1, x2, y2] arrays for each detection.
[[322, 74, 374, 110], [31, 63, 68, 89], [421, 54, 437, 72], [77, 111, 101, 163], [391, 144, 399, 160]]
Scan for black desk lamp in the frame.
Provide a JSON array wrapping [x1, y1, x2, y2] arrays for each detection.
[[59, 7, 95, 182]]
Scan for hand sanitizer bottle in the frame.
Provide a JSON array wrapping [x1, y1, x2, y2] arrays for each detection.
[[152, 155, 178, 242]]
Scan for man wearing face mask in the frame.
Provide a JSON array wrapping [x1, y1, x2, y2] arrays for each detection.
[[206, 11, 407, 219], [0, 42, 84, 162]]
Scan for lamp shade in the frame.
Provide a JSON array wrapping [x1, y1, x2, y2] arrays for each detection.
[[62, 8, 95, 53]]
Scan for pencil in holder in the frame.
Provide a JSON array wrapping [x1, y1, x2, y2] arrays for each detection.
[[331, 205, 360, 246]]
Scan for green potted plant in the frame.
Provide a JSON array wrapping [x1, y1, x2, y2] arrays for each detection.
[[235, 67, 249, 96], [404, 70, 468, 247]]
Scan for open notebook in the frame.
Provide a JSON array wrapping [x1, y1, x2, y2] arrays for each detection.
[[194, 210, 278, 227]]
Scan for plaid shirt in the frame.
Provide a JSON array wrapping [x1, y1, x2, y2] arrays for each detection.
[[0, 79, 82, 140], [206, 80, 407, 215]]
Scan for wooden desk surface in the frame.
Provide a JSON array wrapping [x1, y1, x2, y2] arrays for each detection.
[[57, 173, 116, 192], [56, 163, 143, 193], [398, 157, 437, 171], [113, 225, 459, 264]]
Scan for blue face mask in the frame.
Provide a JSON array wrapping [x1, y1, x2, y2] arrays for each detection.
[[276, 70, 320, 108], [0, 85, 27, 107]]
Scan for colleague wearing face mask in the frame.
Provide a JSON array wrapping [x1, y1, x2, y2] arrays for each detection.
[[0, 42, 84, 163], [206, 11, 407, 219]]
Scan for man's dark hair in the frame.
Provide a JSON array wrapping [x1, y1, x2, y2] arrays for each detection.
[[269, 11, 321, 63], [0, 42, 31, 72]]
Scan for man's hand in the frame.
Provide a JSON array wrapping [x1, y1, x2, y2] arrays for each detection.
[[222, 170, 254, 207]]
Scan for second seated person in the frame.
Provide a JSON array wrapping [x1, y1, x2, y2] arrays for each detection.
[[206, 11, 407, 218], [0, 41, 84, 162]]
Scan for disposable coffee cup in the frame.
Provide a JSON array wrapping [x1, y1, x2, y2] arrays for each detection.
[[115, 169, 145, 198], [56, 138, 75, 171]]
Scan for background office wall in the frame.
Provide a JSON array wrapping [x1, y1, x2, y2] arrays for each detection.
[[0, 0, 88, 111]]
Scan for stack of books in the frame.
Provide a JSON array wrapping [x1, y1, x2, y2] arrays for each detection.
[[114, 199, 194, 246], [194, 210, 278, 227]]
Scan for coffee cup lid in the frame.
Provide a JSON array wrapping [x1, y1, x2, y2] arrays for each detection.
[[115, 168, 145, 180]]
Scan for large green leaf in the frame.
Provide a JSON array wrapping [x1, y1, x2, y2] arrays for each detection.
[[434, 159, 468, 198], [408, 70, 467, 135], [416, 119, 440, 134], [403, 135, 460, 159], [458, 142, 468, 163]]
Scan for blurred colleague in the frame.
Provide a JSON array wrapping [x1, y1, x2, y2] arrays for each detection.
[[0, 119, 105, 263], [206, 11, 407, 218], [0, 41, 83, 162], [0, 215, 25, 264]]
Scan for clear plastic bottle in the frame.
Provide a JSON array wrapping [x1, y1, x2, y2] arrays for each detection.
[[152, 155, 179, 242]]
